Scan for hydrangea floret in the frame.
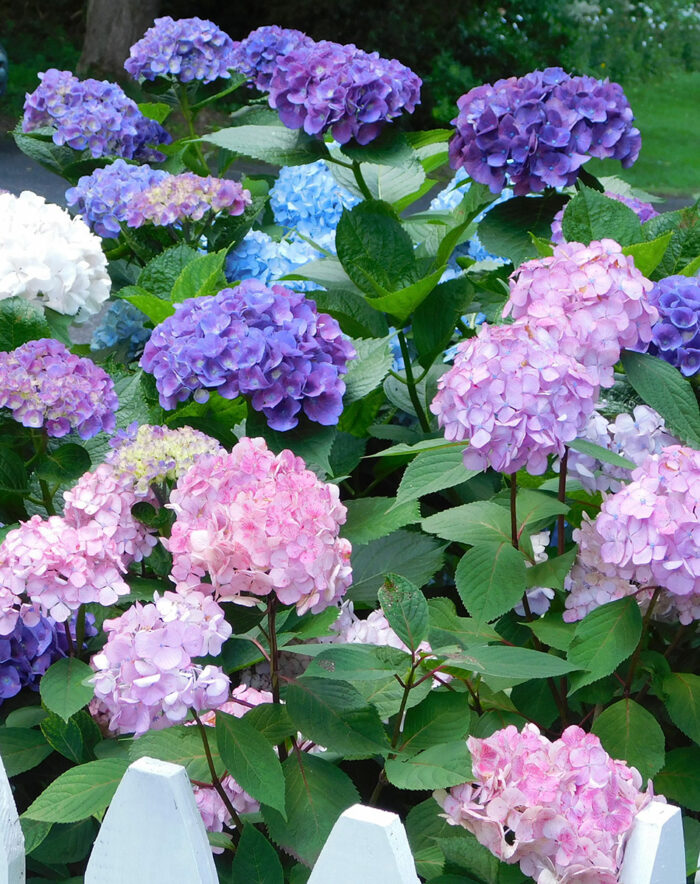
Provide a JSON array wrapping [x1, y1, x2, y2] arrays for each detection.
[[0, 190, 111, 316], [125, 172, 251, 228], [125, 16, 237, 84], [435, 723, 658, 884], [551, 191, 658, 243], [514, 531, 555, 616], [230, 25, 314, 92], [0, 339, 118, 439], [505, 239, 657, 387], [65, 160, 168, 239], [449, 67, 641, 194], [90, 591, 231, 736], [643, 274, 700, 377], [22, 69, 170, 161], [430, 322, 598, 474], [140, 280, 355, 430], [167, 437, 353, 615], [90, 300, 151, 359]]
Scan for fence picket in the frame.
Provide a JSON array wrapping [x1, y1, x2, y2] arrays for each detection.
[[0, 752, 23, 884], [619, 801, 686, 884]]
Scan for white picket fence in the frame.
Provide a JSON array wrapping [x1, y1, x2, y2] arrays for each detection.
[[0, 755, 693, 883]]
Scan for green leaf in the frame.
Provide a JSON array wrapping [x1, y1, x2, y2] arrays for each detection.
[[428, 597, 501, 649], [243, 704, 297, 746], [202, 124, 325, 166], [567, 597, 642, 691], [561, 187, 644, 246], [683, 817, 700, 879], [231, 824, 284, 883], [592, 699, 665, 779], [34, 444, 91, 485], [284, 677, 389, 758], [309, 288, 389, 339], [367, 437, 457, 457], [245, 410, 335, 477], [654, 747, 700, 811], [514, 488, 569, 534], [386, 741, 471, 790], [0, 728, 52, 777], [30, 818, 98, 864], [336, 200, 418, 296], [442, 646, 577, 682], [20, 818, 53, 854], [479, 192, 567, 265], [663, 672, 700, 743], [621, 349, 700, 447], [340, 130, 420, 170], [285, 256, 356, 290], [262, 753, 359, 865], [348, 529, 445, 603], [679, 254, 700, 277], [366, 268, 446, 324], [137, 101, 171, 123], [568, 438, 636, 470], [343, 497, 420, 546], [109, 366, 164, 430], [301, 644, 410, 682], [137, 244, 199, 298], [124, 290, 175, 325], [422, 501, 512, 546], [413, 276, 475, 369], [215, 711, 286, 815], [129, 725, 223, 782], [400, 690, 471, 755], [40, 658, 94, 723], [328, 155, 427, 206], [170, 251, 226, 304], [378, 573, 429, 652], [23, 759, 129, 822], [396, 446, 474, 508], [644, 205, 700, 279], [343, 337, 393, 401], [526, 547, 578, 591], [0, 297, 51, 351], [0, 448, 29, 494], [622, 232, 674, 276], [4, 706, 47, 728], [455, 543, 528, 623]]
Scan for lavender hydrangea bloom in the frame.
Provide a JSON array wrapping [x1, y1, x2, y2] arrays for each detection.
[[91, 300, 150, 359], [125, 173, 251, 228], [140, 280, 355, 430], [230, 25, 314, 92], [66, 160, 168, 238], [224, 230, 321, 291], [551, 191, 658, 243], [642, 275, 700, 377], [23, 69, 171, 161], [125, 17, 236, 84], [450, 67, 641, 195]]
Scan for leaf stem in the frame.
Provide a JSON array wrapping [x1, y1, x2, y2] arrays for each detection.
[[509, 472, 519, 551], [397, 330, 431, 432], [623, 588, 661, 696], [192, 710, 242, 846], [351, 159, 373, 200], [557, 447, 568, 556]]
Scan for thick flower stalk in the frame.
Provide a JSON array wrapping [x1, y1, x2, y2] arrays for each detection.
[[436, 724, 658, 884], [167, 437, 352, 615], [125, 16, 237, 84], [23, 68, 170, 160], [0, 339, 118, 439], [66, 160, 168, 239], [230, 25, 314, 92], [643, 274, 700, 377], [551, 191, 658, 243], [224, 229, 322, 291], [430, 322, 597, 474], [125, 172, 251, 228], [505, 239, 657, 387], [0, 190, 111, 316], [450, 67, 641, 194], [140, 281, 355, 430], [90, 591, 231, 736]]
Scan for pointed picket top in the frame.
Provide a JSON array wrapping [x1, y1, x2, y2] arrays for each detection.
[[85, 756, 217, 884], [619, 802, 685, 884], [308, 803, 420, 884], [0, 754, 24, 884]]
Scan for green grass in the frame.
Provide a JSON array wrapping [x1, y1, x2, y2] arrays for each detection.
[[587, 71, 700, 198]]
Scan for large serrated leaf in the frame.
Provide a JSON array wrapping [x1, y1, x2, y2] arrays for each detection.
[[400, 691, 471, 755], [592, 699, 665, 779], [23, 759, 129, 822], [455, 542, 528, 623], [40, 658, 94, 723], [231, 824, 284, 883], [202, 124, 325, 166], [137, 244, 198, 298], [442, 645, 577, 682], [395, 446, 474, 507], [343, 336, 393, 401], [343, 496, 420, 546], [422, 501, 511, 545], [378, 573, 429, 652], [0, 297, 51, 352], [479, 192, 567, 265], [654, 747, 700, 811], [663, 672, 700, 744], [561, 187, 644, 246], [0, 728, 53, 777], [128, 725, 224, 782], [567, 597, 642, 692], [385, 741, 471, 790]]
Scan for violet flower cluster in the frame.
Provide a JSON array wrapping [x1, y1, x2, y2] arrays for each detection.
[[551, 191, 658, 244], [167, 437, 353, 615], [0, 339, 118, 439], [22, 69, 170, 161], [125, 16, 236, 84], [66, 160, 168, 239], [449, 67, 641, 194], [431, 323, 597, 475], [140, 280, 355, 431], [505, 239, 657, 387], [90, 590, 231, 736], [125, 173, 251, 228], [436, 724, 656, 884], [643, 275, 700, 377], [230, 25, 314, 92]]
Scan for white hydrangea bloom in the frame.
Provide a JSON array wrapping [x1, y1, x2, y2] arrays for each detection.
[[0, 190, 110, 316], [515, 530, 555, 616]]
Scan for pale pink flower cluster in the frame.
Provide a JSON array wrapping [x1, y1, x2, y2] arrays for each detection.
[[167, 437, 352, 614], [90, 591, 231, 736], [435, 724, 657, 884], [505, 239, 656, 387], [0, 515, 129, 625], [431, 323, 597, 475]]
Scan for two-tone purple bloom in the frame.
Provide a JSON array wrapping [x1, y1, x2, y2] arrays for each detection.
[[125, 16, 237, 84], [642, 275, 700, 377], [140, 280, 355, 430], [125, 172, 251, 228], [23, 69, 170, 161], [230, 25, 314, 92], [450, 67, 641, 194]]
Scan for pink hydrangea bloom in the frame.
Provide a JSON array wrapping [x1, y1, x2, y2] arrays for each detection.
[[505, 240, 657, 387], [0, 515, 129, 625], [167, 437, 352, 614], [90, 591, 231, 735], [430, 323, 597, 475], [435, 723, 658, 884], [125, 173, 251, 227], [328, 600, 430, 653]]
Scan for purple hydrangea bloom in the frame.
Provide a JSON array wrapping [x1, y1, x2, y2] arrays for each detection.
[[140, 280, 355, 430], [0, 339, 118, 439], [230, 25, 314, 92], [450, 67, 641, 195], [66, 159, 169, 238], [125, 16, 236, 84], [643, 275, 700, 377], [551, 191, 658, 243], [125, 172, 251, 227], [23, 69, 171, 161]]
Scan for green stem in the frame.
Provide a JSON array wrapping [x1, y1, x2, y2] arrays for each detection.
[[74, 606, 86, 656], [397, 331, 430, 432], [351, 159, 373, 200], [267, 599, 288, 762], [177, 84, 210, 174], [557, 447, 569, 557], [193, 710, 242, 846], [510, 473, 519, 551], [38, 480, 56, 516], [624, 588, 662, 696]]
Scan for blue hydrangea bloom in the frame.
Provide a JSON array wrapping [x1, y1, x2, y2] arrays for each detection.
[[225, 230, 321, 291], [645, 275, 700, 377], [91, 300, 151, 360]]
